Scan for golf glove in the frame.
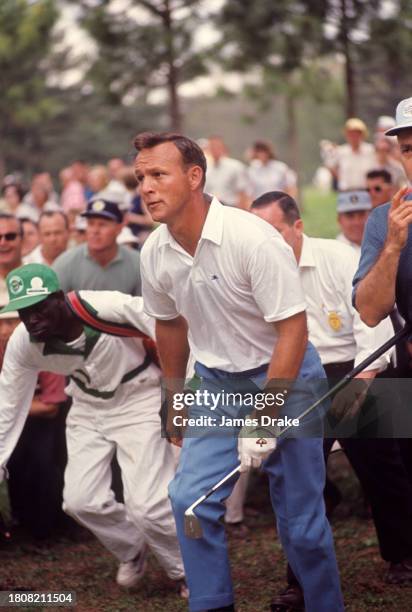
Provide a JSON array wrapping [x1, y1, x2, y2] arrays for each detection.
[[238, 424, 278, 472]]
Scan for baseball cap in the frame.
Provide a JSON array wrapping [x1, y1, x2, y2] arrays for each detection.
[[385, 98, 412, 136], [0, 263, 60, 314], [345, 118, 368, 136], [337, 190, 372, 214], [82, 198, 123, 223]]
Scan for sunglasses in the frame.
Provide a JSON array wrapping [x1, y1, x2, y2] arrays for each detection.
[[367, 186, 382, 193], [0, 232, 20, 241]]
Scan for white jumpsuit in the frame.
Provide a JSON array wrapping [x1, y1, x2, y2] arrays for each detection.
[[0, 292, 183, 579]]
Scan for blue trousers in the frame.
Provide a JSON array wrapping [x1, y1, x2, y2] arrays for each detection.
[[169, 343, 344, 611]]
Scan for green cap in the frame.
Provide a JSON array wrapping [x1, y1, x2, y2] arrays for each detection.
[[0, 264, 60, 314]]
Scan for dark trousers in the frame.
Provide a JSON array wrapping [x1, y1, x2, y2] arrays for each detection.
[[287, 360, 412, 587], [7, 415, 62, 539]]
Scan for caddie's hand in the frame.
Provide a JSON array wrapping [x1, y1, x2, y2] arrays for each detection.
[[330, 378, 370, 422], [387, 186, 412, 252], [238, 425, 278, 472]]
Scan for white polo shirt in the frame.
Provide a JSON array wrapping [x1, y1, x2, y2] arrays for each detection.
[[299, 235, 392, 370], [332, 142, 376, 190], [335, 232, 361, 255], [140, 198, 306, 372], [247, 159, 296, 199], [204, 156, 249, 207]]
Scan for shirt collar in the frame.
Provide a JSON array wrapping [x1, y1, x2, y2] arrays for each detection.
[[158, 196, 224, 250], [299, 234, 316, 268]]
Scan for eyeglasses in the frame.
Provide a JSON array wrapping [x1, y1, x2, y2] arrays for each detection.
[[367, 186, 382, 193], [0, 232, 20, 241]]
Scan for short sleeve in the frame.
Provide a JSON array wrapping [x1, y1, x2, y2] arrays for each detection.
[[140, 253, 180, 320], [352, 207, 388, 308], [247, 237, 306, 322]]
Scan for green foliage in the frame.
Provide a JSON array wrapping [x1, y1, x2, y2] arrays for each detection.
[[77, 0, 209, 128], [0, 0, 64, 175]]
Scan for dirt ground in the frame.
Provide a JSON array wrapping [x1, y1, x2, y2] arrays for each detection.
[[1, 452, 412, 611]]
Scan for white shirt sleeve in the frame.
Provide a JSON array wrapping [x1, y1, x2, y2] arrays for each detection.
[[140, 256, 180, 320], [0, 326, 39, 477], [247, 237, 306, 322], [341, 253, 393, 371]]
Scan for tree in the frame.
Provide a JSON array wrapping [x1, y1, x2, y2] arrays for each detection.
[[0, 0, 66, 179], [216, 1, 331, 173], [76, 0, 209, 131], [356, 0, 412, 121]]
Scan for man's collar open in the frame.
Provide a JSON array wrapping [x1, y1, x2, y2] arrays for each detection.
[[158, 197, 224, 249], [299, 234, 316, 268]]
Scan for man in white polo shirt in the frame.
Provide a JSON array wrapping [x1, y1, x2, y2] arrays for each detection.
[[252, 191, 412, 606], [134, 132, 343, 612]]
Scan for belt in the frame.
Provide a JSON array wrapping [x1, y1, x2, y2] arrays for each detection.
[[323, 360, 354, 379]]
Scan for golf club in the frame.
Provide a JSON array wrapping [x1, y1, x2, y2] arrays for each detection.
[[184, 465, 241, 538], [183, 325, 411, 538]]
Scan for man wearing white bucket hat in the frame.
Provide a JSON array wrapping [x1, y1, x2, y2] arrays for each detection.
[[354, 97, 412, 326]]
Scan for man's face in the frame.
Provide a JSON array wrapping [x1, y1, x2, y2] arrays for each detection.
[[366, 177, 393, 208], [345, 129, 363, 148], [0, 218, 22, 269], [39, 214, 69, 262], [375, 140, 391, 162], [86, 216, 121, 252], [21, 221, 39, 256], [18, 294, 66, 342], [397, 130, 412, 181], [337, 211, 369, 245], [208, 138, 226, 161], [134, 142, 197, 224], [252, 202, 300, 253]]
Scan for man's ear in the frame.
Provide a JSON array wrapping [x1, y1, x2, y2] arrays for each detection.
[[295, 219, 304, 233], [187, 165, 204, 191]]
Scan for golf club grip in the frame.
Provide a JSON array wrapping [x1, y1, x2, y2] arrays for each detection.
[[279, 324, 412, 437]]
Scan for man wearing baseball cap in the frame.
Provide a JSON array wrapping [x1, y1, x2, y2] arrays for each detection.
[[0, 263, 187, 597], [53, 198, 141, 296], [336, 189, 372, 253]]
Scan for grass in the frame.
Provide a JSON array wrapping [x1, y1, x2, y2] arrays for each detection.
[[1, 456, 412, 611], [301, 186, 338, 238]]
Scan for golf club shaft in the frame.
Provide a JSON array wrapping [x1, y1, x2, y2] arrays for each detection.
[[188, 465, 241, 513], [278, 324, 411, 437]]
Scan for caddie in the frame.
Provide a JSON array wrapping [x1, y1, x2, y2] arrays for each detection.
[[0, 263, 187, 596]]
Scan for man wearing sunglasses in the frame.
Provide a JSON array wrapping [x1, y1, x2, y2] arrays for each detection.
[[0, 213, 23, 301], [366, 169, 395, 209]]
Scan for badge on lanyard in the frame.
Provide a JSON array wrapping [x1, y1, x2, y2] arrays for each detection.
[[328, 311, 342, 331]]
